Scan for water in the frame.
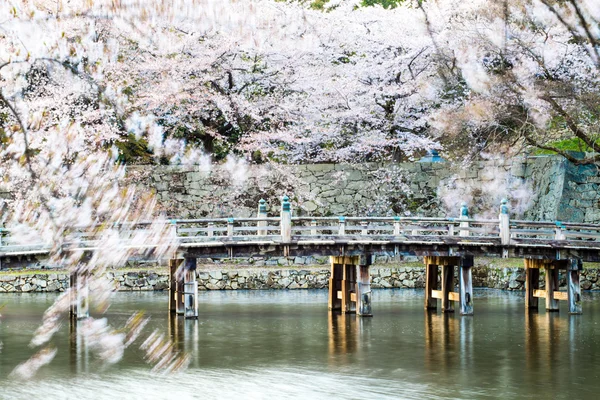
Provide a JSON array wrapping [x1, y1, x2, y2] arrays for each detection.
[[1, 289, 600, 399]]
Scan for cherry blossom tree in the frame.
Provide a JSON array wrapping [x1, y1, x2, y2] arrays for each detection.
[[414, 0, 600, 164], [3, 0, 596, 379]]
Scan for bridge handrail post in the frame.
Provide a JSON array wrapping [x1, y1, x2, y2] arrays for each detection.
[[459, 202, 469, 237], [361, 220, 368, 236], [257, 199, 267, 236], [555, 222, 566, 240], [393, 216, 401, 236], [227, 218, 234, 237], [499, 198, 510, 245], [310, 219, 317, 236], [338, 216, 346, 236], [280, 195, 292, 243], [207, 222, 215, 238], [170, 219, 178, 239]]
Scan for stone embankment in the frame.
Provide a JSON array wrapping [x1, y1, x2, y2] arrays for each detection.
[[138, 155, 600, 224], [1, 265, 600, 292]]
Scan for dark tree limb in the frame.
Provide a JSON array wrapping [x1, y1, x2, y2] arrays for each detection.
[[539, 95, 600, 153]]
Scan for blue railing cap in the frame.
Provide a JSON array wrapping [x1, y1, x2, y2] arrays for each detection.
[[500, 198, 509, 215], [460, 202, 469, 217], [227, 217, 235, 223], [281, 195, 291, 212], [339, 216, 346, 222], [258, 198, 267, 212]]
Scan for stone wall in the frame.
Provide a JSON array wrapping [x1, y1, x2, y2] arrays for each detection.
[[2, 266, 600, 293], [559, 161, 600, 223], [132, 155, 600, 223]]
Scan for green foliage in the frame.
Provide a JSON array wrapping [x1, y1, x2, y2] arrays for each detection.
[[115, 134, 154, 164], [534, 138, 598, 155], [360, 0, 404, 9], [0, 112, 9, 145], [332, 50, 357, 65], [279, 0, 405, 10]]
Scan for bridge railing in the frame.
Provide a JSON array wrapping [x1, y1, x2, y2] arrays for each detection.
[[2, 197, 600, 257], [510, 220, 600, 244], [175, 217, 282, 242]]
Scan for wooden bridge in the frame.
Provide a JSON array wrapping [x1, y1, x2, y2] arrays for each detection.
[[2, 196, 600, 319]]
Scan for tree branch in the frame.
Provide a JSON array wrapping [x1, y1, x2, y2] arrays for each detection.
[[524, 131, 600, 165], [539, 94, 600, 153]]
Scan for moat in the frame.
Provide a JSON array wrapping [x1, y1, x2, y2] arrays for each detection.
[[0, 289, 599, 399]]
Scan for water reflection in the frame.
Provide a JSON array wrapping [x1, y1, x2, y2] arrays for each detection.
[[328, 313, 357, 361], [423, 311, 475, 376], [168, 314, 200, 368], [69, 319, 89, 375], [525, 311, 568, 369], [327, 313, 372, 365]]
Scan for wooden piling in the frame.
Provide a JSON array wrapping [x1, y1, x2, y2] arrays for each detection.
[[328, 258, 342, 311], [183, 257, 198, 319], [174, 259, 186, 315], [424, 261, 438, 310], [441, 265, 455, 313], [567, 259, 583, 315], [545, 264, 559, 312], [459, 256, 474, 316], [524, 259, 540, 310], [356, 263, 372, 316], [341, 262, 349, 313], [169, 259, 183, 313], [341, 256, 358, 314]]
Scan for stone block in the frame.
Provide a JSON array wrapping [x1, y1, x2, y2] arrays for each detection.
[[209, 270, 223, 280]]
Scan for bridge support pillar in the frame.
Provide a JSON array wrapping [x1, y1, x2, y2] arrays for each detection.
[[424, 263, 438, 310], [70, 270, 89, 320], [545, 264, 560, 312], [423, 256, 473, 315], [329, 256, 370, 316], [356, 255, 372, 317], [441, 265, 455, 313], [458, 256, 474, 316], [169, 259, 185, 315], [524, 259, 577, 313], [183, 257, 199, 319], [567, 259, 583, 315], [524, 259, 540, 310]]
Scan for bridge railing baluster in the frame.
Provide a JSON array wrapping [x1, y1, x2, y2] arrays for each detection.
[[499, 198, 511, 247], [257, 199, 268, 236], [555, 222, 565, 241], [393, 217, 400, 236], [281, 196, 292, 243], [227, 218, 234, 237], [338, 217, 346, 235], [459, 202, 469, 237]]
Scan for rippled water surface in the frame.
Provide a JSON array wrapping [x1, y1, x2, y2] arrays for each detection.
[[1, 289, 600, 399]]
